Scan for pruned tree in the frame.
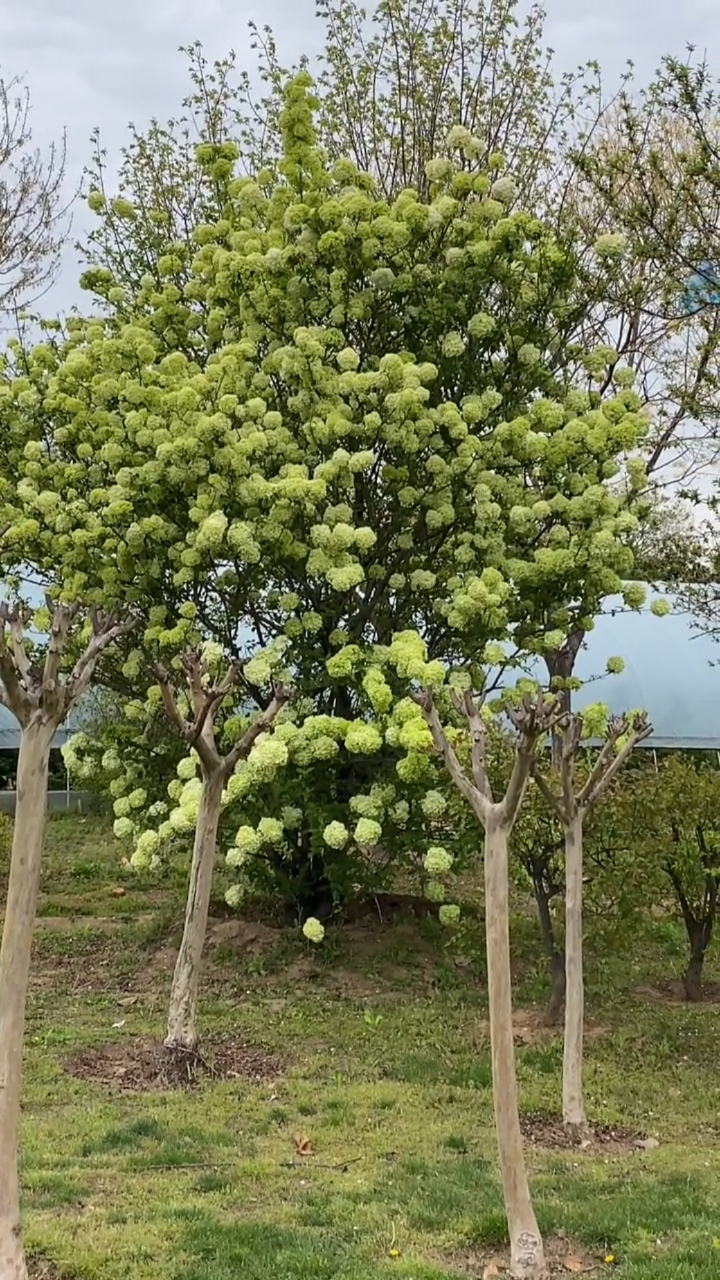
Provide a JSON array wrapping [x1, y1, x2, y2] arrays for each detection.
[[408, 680, 561, 1280], [533, 709, 652, 1135], [0, 601, 134, 1280]]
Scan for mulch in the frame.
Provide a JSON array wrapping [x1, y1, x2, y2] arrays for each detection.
[[64, 1034, 283, 1092], [521, 1111, 644, 1155]]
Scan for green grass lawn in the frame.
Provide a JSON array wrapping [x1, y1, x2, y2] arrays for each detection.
[[7, 814, 720, 1278]]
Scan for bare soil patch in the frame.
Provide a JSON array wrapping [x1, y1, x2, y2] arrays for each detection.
[[64, 1034, 283, 1092], [521, 1111, 645, 1155], [475, 1007, 609, 1048], [448, 1235, 607, 1276], [636, 978, 720, 1006], [28, 1257, 68, 1280]]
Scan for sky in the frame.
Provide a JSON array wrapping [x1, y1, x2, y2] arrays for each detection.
[[2, 0, 720, 314]]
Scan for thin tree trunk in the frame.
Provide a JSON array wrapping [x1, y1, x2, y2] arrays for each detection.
[[0, 722, 54, 1280], [484, 819, 545, 1280], [562, 811, 587, 1135], [683, 921, 708, 1002], [165, 769, 224, 1052], [534, 882, 565, 1025]]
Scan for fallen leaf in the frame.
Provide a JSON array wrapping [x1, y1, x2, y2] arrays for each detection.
[[293, 1134, 314, 1157], [111, 886, 126, 898], [564, 1258, 585, 1273], [482, 1262, 500, 1278]]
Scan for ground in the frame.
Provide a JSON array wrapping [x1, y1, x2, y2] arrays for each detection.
[[4, 814, 720, 1279]]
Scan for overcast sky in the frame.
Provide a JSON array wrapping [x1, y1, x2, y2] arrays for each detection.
[[2, 0, 720, 312]]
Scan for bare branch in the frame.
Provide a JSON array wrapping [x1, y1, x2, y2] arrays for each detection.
[[580, 716, 653, 808], [413, 688, 491, 825], [224, 684, 292, 774]]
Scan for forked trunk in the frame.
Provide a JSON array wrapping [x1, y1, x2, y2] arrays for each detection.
[[562, 811, 587, 1135], [0, 721, 55, 1280], [484, 819, 545, 1279], [165, 769, 224, 1052]]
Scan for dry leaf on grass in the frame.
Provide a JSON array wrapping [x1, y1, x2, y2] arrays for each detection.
[[563, 1258, 585, 1274], [293, 1134, 314, 1157], [482, 1262, 500, 1278]]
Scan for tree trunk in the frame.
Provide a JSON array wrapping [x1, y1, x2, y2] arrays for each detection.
[[165, 769, 224, 1051], [534, 882, 565, 1025], [683, 921, 709, 1002], [562, 811, 587, 1136], [684, 951, 705, 1002], [0, 721, 54, 1280], [484, 818, 546, 1279]]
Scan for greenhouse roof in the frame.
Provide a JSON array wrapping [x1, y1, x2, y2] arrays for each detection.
[[560, 591, 720, 750], [0, 706, 68, 751]]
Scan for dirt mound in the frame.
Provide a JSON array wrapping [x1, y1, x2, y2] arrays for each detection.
[[521, 1111, 644, 1155], [64, 1034, 283, 1092]]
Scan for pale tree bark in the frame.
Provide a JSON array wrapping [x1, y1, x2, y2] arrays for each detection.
[[417, 688, 556, 1280], [534, 709, 652, 1138], [0, 719, 54, 1280], [158, 656, 290, 1052], [165, 768, 224, 1050], [0, 601, 134, 1280], [485, 816, 546, 1279], [561, 808, 586, 1134]]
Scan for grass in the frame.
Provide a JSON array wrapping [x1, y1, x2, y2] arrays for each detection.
[[5, 815, 720, 1277]]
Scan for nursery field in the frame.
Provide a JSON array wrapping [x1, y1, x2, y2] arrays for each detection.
[[6, 814, 720, 1280]]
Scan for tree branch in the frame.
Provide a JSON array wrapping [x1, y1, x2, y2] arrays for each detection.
[[413, 689, 491, 825], [224, 684, 292, 775]]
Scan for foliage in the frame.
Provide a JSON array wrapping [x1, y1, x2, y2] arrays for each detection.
[[621, 755, 720, 996]]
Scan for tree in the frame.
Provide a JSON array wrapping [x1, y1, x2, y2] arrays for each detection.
[[0, 601, 133, 1280], [384, 643, 559, 1280], [0, 71, 69, 314], [78, 3, 720, 491], [627, 754, 720, 1000], [532, 707, 651, 1135]]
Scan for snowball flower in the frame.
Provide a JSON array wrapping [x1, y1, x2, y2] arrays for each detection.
[[606, 656, 625, 675], [490, 176, 518, 204], [354, 817, 382, 849], [225, 847, 247, 869], [345, 722, 383, 754], [445, 124, 473, 150], [195, 509, 228, 552], [282, 806, 303, 829], [421, 790, 448, 819], [246, 737, 289, 782], [441, 331, 467, 358], [593, 232, 626, 258], [651, 598, 671, 617], [128, 788, 147, 810], [113, 817, 134, 840], [439, 904, 461, 926], [425, 880, 446, 904], [113, 796, 131, 819], [258, 817, 285, 845], [425, 157, 454, 182], [424, 846, 454, 875], [323, 821, 349, 849], [302, 917, 325, 944], [176, 755, 198, 781], [235, 825, 262, 856], [225, 884, 245, 909]]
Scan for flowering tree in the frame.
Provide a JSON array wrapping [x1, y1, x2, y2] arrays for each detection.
[[0, 601, 134, 1280]]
